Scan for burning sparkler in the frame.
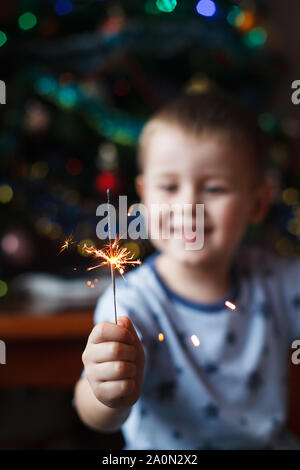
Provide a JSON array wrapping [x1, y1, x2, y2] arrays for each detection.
[[82, 239, 141, 323], [58, 189, 141, 324], [81, 224, 141, 323]]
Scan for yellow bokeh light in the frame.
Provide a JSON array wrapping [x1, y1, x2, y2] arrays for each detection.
[[30, 161, 48, 179], [0, 184, 13, 204], [282, 188, 299, 205], [0, 280, 8, 297], [122, 241, 140, 260]]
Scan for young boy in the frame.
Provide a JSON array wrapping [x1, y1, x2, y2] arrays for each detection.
[[74, 91, 300, 450]]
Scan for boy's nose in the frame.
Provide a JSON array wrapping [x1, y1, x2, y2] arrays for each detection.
[[181, 186, 202, 206]]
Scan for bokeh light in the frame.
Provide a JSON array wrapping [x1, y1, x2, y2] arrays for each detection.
[[18, 12, 37, 31], [0, 31, 7, 47], [95, 171, 118, 193], [36, 77, 57, 95], [0, 280, 8, 297], [196, 0, 216, 17], [156, 0, 177, 13], [227, 6, 244, 27], [282, 188, 299, 205], [58, 87, 77, 108], [30, 161, 49, 179], [243, 27, 267, 48], [55, 0, 73, 16], [1, 233, 19, 255], [237, 11, 255, 31], [122, 241, 141, 260], [0, 184, 13, 204]]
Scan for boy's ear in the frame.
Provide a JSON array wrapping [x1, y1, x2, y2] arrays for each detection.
[[135, 174, 144, 200], [248, 181, 274, 224]]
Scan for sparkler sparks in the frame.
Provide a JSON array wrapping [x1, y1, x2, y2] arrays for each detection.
[[225, 300, 236, 310], [81, 240, 141, 278], [58, 234, 75, 255], [158, 333, 164, 342], [82, 237, 141, 323], [190, 335, 200, 347]]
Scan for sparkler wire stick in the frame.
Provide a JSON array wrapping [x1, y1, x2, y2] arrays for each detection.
[[107, 188, 117, 324]]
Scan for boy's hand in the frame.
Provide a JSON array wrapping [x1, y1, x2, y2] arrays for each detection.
[[82, 316, 145, 409]]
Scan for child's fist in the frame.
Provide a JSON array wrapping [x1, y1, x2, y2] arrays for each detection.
[[82, 316, 145, 409]]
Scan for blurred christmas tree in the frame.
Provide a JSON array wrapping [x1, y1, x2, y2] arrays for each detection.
[[0, 0, 299, 300]]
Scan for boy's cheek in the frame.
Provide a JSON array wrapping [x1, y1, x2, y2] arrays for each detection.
[[210, 201, 248, 232]]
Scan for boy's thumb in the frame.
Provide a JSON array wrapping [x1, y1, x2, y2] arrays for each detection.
[[117, 315, 140, 343]]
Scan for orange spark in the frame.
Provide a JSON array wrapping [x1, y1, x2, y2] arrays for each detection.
[[158, 333, 164, 342], [58, 234, 75, 255], [81, 238, 141, 279]]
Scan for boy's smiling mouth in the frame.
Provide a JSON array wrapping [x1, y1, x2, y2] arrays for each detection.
[[168, 223, 212, 243]]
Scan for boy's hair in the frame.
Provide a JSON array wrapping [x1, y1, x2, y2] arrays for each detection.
[[137, 90, 268, 181]]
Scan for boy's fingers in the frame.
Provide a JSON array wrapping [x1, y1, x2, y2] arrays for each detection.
[[117, 316, 142, 345], [92, 342, 137, 363], [88, 321, 135, 346], [97, 379, 135, 402], [96, 361, 137, 381]]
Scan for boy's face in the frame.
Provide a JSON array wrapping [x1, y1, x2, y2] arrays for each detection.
[[136, 123, 270, 268]]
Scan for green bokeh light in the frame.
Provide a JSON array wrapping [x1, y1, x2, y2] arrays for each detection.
[[58, 87, 78, 108], [18, 12, 37, 31], [227, 6, 243, 27], [36, 77, 57, 95], [0, 31, 7, 47], [0, 280, 8, 297], [156, 0, 177, 13], [244, 27, 267, 48]]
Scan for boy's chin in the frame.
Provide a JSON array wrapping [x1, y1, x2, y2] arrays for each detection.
[[175, 249, 209, 266]]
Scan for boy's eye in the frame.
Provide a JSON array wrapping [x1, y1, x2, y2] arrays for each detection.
[[204, 186, 226, 193], [157, 184, 178, 192]]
